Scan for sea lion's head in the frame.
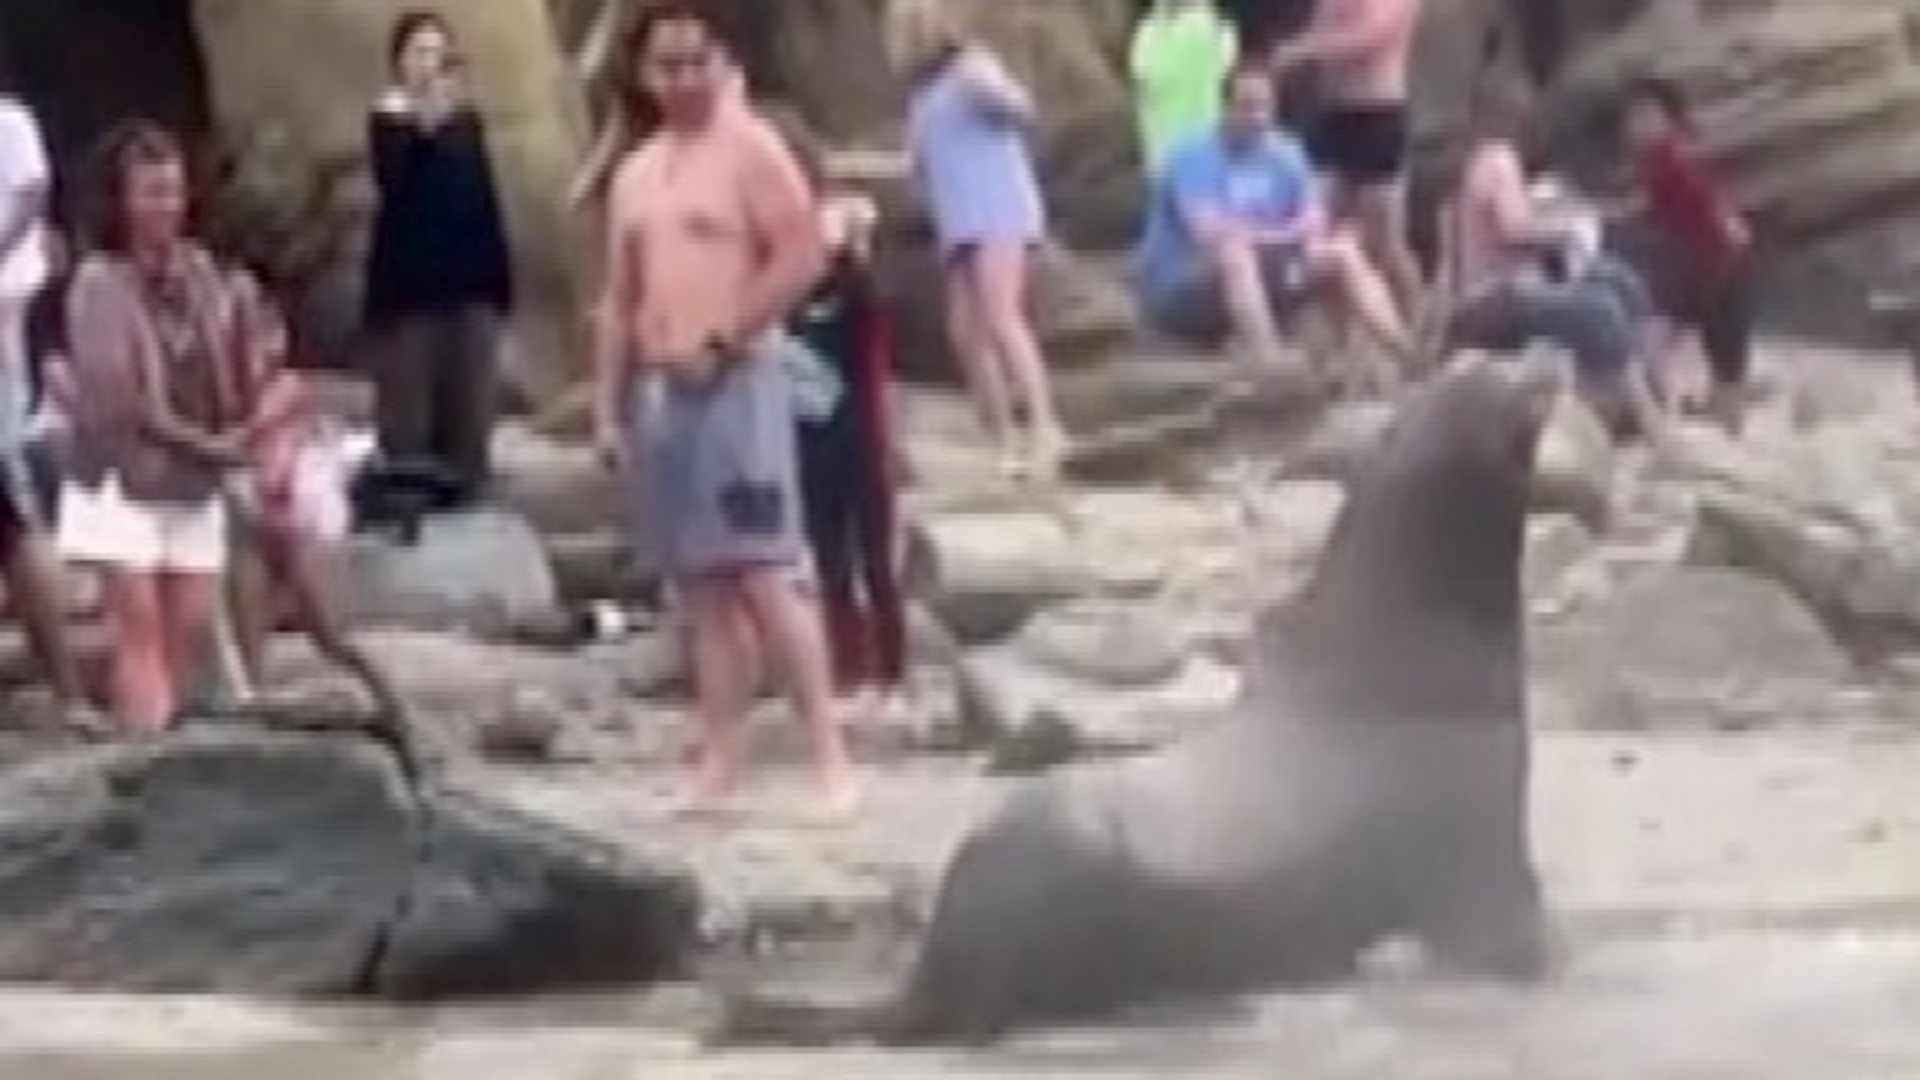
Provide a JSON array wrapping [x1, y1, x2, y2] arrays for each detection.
[[1321, 354, 1564, 618], [1253, 356, 1565, 718]]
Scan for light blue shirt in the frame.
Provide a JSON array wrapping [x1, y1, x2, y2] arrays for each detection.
[[1136, 128, 1317, 297]]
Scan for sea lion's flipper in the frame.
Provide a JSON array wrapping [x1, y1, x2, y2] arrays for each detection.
[[1412, 860, 1555, 984]]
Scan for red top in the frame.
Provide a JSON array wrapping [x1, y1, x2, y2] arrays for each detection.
[[1635, 134, 1750, 311]]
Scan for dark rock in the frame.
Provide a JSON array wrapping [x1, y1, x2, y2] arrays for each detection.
[[0, 732, 413, 994], [984, 711, 1086, 777], [372, 793, 699, 998], [0, 729, 699, 999]]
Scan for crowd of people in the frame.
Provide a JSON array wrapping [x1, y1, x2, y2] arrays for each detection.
[[0, 0, 1757, 822]]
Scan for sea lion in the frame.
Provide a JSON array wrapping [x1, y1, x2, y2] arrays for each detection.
[[719, 357, 1563, 1046]]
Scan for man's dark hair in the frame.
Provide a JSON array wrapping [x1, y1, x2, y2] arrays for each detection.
[[1219, 61, 1274, 103], [78, 119, 187, 254], [627, 1, 736, 62], [388, 9, 453, 74], [621, 1, 741, 133]]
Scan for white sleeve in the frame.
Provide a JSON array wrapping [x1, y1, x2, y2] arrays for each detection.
[[0, 103, 49, 192]]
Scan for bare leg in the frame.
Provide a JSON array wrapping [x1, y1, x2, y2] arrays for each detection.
[[157, 570, 219, 721], [260, 525, 406, 724], [4, 533, 85, 705], [969, 242, 1067, 478], [104, 569, 173, 735], [1310, 232, 1412, 361], [1208, 236, 1288, 367], [681, 574, 753, 814], [739, 564, 858, 818], [944, 256, 1017, 467], [1352, 181, 1425, 319], [227, 539, 274, 695]]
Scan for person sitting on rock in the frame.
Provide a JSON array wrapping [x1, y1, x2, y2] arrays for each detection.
[[1438, 89, 1670, 445], [1135, 62, 1410, 374]]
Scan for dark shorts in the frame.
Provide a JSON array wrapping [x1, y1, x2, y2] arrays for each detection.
[[1305, 104, 1409, 186], [1141, 247, 1313, 345]]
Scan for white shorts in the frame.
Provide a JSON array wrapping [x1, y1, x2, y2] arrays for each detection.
[[57, 475, 228, 575]]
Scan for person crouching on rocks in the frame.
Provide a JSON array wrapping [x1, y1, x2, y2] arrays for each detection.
[[1134, 63, 1411, 379], [57, 122, 258, 735], [211, 260, 407, 730], [1438, 89, 1670, 446], [594, 4, 858, 820], [776, 126, 913, 728], [1621, 76, 1757, 435]]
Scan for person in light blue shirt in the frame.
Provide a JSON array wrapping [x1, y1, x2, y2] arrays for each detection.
[[1136, 64, 1409, 369]]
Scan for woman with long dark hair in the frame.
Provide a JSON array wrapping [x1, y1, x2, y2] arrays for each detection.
[[364, 10, 514, 505]]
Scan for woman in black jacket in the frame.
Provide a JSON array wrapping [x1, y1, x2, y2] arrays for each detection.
[[364, 10, 513, 506]]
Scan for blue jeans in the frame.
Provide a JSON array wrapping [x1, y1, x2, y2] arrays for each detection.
[[1449, 256, 1653, 384]]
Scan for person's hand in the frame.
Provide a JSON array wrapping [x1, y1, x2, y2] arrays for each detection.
[[666, 345, 722, 387]]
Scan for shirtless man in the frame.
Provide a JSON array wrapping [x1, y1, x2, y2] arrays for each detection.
[[1270, 0, 1425, 320]]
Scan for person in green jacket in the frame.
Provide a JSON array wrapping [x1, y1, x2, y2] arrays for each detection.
[[1130, 0, 1239, 173]]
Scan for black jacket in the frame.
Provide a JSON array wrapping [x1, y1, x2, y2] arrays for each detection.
[[363, 106, 514, 326]]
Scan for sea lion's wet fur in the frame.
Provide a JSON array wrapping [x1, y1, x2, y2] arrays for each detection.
[[716, 361, 1560, 1047]]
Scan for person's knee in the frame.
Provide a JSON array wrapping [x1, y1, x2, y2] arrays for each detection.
[[1556, 307, 1637, 381]]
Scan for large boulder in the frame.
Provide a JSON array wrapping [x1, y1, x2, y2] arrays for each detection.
[[347, 508, 562, 628], [0, 729, 697, 997], [372, 790, 697, 998], [1561, 566, 1853, 731], [1672, 416, 1920, 653], [492, 423, 621, 537], [910, 510, 1101, 645], [957, 643, 1238, 762]]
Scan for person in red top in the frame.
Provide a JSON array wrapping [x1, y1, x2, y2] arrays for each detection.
[[1624, 76, 1757, 433]]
